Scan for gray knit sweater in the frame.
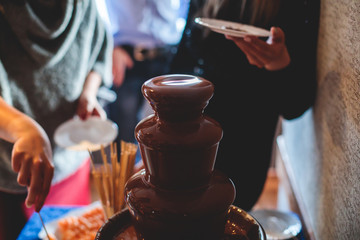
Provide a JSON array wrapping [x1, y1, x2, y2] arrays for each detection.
[[0, 0, 113, 193]]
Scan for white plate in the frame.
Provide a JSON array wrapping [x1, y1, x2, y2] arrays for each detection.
[[195, 17, 271, 38], [54, 117, 118, 151], [38, 201, 102, 240], [250, 209, 302, 239]]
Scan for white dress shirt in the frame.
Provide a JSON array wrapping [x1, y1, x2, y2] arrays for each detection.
[[101, 0, 190, 48]]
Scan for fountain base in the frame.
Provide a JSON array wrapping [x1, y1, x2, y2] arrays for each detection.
[[96, 205, 266, 240]]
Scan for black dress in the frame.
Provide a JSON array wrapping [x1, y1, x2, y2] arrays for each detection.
[[169, 0, 320, 210]]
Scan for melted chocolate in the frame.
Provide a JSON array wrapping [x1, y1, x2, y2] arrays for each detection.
[[125, 75, 236, 240]]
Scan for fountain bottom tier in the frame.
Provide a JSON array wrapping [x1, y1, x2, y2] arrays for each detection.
[[124, 169, 236, 240]]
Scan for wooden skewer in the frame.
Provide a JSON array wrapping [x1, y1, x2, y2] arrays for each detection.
[[110, 142, 120, 213], [100, 145, 110, 174], [118, 149, 129, 210], [115, 150, 122, 212], [102, 165, 114, 217], [101, 145, 115, 209], [92, 171, 109, 219]]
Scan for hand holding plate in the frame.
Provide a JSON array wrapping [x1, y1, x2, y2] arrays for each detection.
[[226, 27, 291, 70]]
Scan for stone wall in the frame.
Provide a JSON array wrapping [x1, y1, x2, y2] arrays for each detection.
[[282, 0, 360, 239]]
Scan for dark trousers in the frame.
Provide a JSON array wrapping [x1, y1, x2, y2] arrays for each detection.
[[0, 191, 27, 240]]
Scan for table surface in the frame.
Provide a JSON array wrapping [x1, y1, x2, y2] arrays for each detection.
[[17, 205, 80, 240], [18, 204, 307, 240]]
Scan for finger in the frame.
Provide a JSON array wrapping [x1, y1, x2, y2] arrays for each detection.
[[36, 162, 54, 212], [92, 105, 107, 120], [243, 36, 273, 58], [270, 27, 285, 43], [79, 111, 90, 120], [231, 40, 265, 68], [229, 37, 249, 51], [79, 104, 92, 120], [26, 160, 43, 209], [246, 53, 265, 68], [17, 155, 32, 186], [225, 34, 242, 41], [76, 101, 89, 120], [11, 149, 25, 172], [77, 110, 87, 120], [234, 40, 268, 66], [225, 35, 248, 48]]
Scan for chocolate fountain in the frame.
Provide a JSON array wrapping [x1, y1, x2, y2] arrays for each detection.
[[125, 74, 235, 239], [96, 74, 266, 240]]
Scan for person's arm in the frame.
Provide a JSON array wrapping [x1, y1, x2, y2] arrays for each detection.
[[112, 46, 134, 87], [226, 0, 320, 120], [0, 97, 54, 212], [76, 71, 107, 120], [76, 3, 114, 120]]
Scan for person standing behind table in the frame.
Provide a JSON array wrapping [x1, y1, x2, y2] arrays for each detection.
[[0, 0, 112, 238], [102, 0, 189, 144], [169, 0, 320, 211]]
